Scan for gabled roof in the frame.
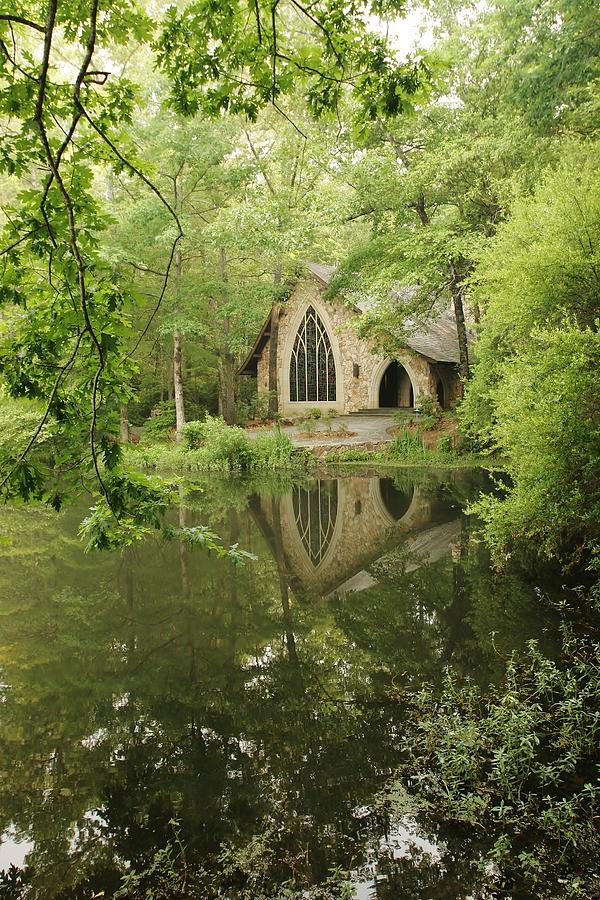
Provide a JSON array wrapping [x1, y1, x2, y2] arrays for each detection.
[[306, 261, 336, 286], [238, 310, 273, 376], [402, 309, 465, 364]]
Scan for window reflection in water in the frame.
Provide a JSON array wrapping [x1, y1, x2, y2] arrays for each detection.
[[292, 479, 338, 566]]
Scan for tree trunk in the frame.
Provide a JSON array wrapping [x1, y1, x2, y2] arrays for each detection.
[[267, 262, 282, 417], [268, 304, 280, 417], [173, 236, 186, 439], [411, 193, 430, 226], [173, 329, 185, 439], [220, 351, 236, 425], [219, 247, 236, 425], [119, 404, 129, 444], [449, 260, 471, 387]]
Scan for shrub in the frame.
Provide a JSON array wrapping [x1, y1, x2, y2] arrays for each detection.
[[385, 428, 427, 460], [298, 418, 318, 435], [436, 433, 455, 455], [253, 427, 295, 468], [190, 415, 254, 468], [251, 390, 276, 423], [307, 407, 322, 419], [0, 393, 53, 466], [180, 419, 206, 450], [337, 448, 371, 462], [394, 592, 600, 898], [321, 409, 337, 430], [393, 409, 415, 426], [141, 401, 176, 443], [415, 394, 441, 431]]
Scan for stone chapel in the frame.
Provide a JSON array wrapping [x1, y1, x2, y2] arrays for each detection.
[[238, 262, 465, 415]]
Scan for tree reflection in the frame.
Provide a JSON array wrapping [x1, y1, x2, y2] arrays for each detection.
[[0, 471, 562, 897]]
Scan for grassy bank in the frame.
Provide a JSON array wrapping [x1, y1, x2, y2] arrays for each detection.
[[125, 417, 490, 475]]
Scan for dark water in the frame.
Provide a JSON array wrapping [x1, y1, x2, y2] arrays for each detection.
[[0, 468, 563, 897]]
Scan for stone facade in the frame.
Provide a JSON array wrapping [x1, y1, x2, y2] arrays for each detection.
[[254, 273, 460, 415], [253, 475, 458, 597]]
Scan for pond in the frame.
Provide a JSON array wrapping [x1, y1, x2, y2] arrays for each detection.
[[0, 468, 566, 898]]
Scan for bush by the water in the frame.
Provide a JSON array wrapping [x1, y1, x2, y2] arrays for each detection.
[[140, 401, 177, 442], [390, 589, 600, 898], [136, 415, 298, 472], [385, 428, 428, 460]]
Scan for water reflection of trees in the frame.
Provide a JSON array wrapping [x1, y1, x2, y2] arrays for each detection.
[[0, 472, 561, 897]]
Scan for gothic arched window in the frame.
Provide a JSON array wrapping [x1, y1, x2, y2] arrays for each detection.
[[289, 305, 336, 402], [292, 480, 338, 566]]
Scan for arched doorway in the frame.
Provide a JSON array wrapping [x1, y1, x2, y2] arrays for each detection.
[[378, 361, 414, 408], [436, 377, 445, 409], [379, 478, 414, 520]]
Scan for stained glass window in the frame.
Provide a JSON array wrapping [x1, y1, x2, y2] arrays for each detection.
[[292, 480, 338, 566], [289, 305, 336, 402]]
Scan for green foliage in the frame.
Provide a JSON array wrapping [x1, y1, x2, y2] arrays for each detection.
[[244, 390, 278, 424], [320, 409, 336, 430], [253, 427, 296, 468], [325, 448, 371, 462], [461, 147, 600, 561], [155, 0, 431, 121], [142, 401, 177, 443], [415, 394, 442, 431], [78, 471, 173, 551], [436, 434, 455, 455], [394, 591, 600, 898], [180, 419, 208, 450], [298, 418, 318, 435], [385, 428, 426, 460], [184, 415, 255, 467], [142, 416, 297, 472], [0, 394, 52, 465]]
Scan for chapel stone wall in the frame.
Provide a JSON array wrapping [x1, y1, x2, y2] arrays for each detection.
[[255, 274, 450, 414]]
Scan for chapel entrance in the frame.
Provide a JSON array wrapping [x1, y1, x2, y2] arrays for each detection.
[[379, 478, 414, 520], [378, 361, 414, 408]]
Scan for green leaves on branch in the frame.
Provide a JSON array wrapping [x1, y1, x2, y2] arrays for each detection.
[[155, 0, 431, 121], [79, 468, 257, 561], [461, 146, 600, 563]]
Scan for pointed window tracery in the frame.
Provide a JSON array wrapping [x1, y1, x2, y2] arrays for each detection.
[[289, 305, 336, 402], [292, 480, 338, 566]]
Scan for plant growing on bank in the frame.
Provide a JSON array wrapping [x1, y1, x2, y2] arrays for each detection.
[[461, 148, 600, 564], [385, 429, 427, 460], [415, 394, 442, 431], [389, 591, 600, 898], [298, 419, 318, 436], [139, 416, 300, 472]]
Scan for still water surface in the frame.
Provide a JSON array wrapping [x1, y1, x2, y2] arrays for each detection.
[[0, 468, 562, 897]]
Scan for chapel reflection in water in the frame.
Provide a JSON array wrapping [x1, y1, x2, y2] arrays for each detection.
[[250, 474, 463, 598]]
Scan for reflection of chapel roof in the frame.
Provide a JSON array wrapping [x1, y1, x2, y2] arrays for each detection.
[[250, 488, 462, 599], [331, 519, 462, 596], [239, 262, 465, 375]]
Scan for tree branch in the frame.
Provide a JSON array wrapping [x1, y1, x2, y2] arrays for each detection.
[[0, 13, 44, 33]]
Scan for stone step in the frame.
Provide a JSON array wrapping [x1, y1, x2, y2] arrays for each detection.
[[355, 407, 415, 415]]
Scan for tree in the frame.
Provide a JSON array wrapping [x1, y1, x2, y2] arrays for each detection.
[[461, 146, 600, 562], [0, 0, 429, 534]]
